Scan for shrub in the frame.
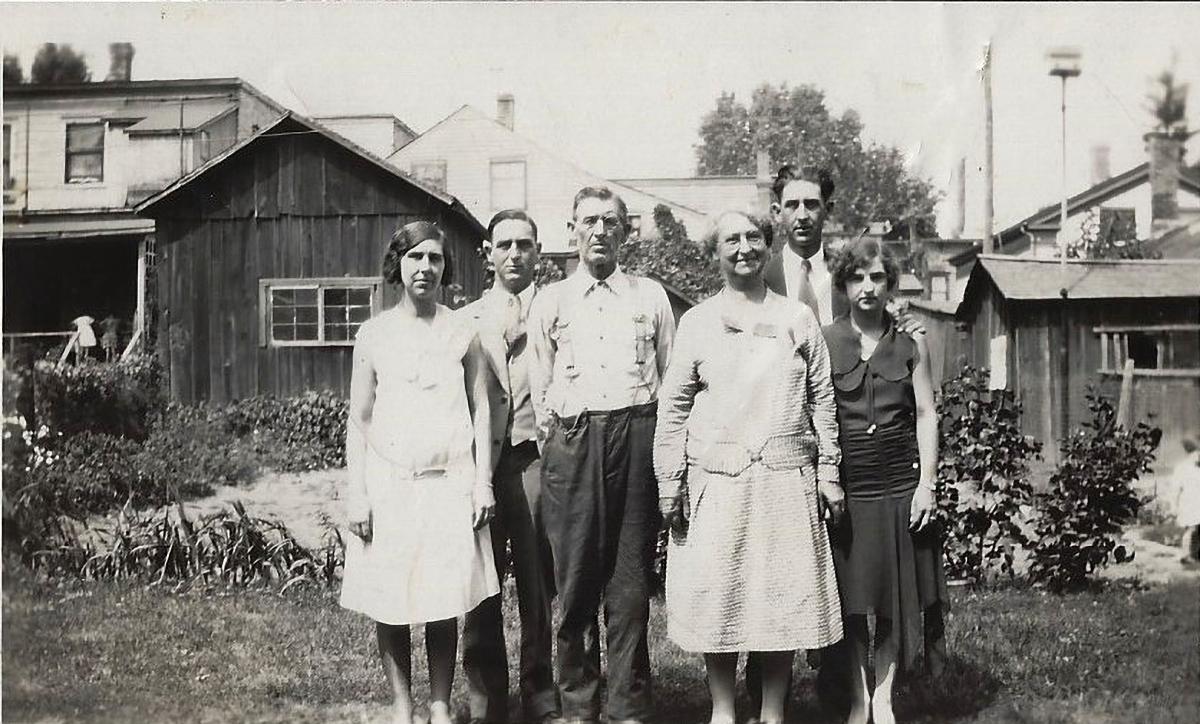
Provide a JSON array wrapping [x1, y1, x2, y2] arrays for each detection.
[[936, 366, 1043, 582], [1028, 391, 1161, 591], [134, 404, 257, 502], [222, 392, 348, 471], [22, 431, 144, 517], [32, 357, 165, 441]]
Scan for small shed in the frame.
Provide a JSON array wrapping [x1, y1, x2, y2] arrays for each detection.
[[910, 255, 1200, 467], [136, 112, 486, 403]]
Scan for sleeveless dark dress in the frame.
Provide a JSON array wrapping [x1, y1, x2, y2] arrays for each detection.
[[822, 315, 948, 672]]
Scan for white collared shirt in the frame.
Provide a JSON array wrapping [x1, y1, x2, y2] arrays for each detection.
[[527, 266, 676, 423], [782, 243, 834, 325]]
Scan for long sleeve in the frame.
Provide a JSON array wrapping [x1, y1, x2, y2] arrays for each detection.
[[526, 285, 557, 431], [799, 309, 841, 483], [653, 311, 700, 500], [652, 283, 677, 383]]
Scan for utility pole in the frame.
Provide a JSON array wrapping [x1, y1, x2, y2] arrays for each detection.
[[982, 42, 994, 253]]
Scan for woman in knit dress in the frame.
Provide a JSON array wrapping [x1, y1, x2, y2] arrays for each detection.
[[340, 221, 501, 724], [822, 238, 948, 724], [655, 210, 845, 724]]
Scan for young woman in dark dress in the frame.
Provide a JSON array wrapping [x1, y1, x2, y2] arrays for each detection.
[[822, 238, 948, 724]]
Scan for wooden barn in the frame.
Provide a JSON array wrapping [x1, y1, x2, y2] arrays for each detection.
[[910, 255, 1200, 467], [136, 112, 486, 403]]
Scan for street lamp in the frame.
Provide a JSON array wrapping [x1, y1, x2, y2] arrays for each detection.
[[1048, 47, 1082, 266]]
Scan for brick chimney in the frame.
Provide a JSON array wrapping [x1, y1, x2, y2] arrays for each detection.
[[496, 94, 515, 131], [1090, 144, 1111, 186], [1145, 131, 1184, 235], [105, 42, 134, 82]]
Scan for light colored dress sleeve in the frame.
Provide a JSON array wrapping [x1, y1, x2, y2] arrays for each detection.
[[653, 308, 701, 501], [797, 307, 841, 483], [344, 320, 375, 523]]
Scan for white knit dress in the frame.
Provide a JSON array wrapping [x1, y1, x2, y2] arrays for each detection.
[[339, 306, 500, 625]]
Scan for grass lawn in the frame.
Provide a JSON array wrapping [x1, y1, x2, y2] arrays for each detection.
[[3, 564, 1198, 724]]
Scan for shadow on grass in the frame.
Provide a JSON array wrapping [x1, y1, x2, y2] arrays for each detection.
[[898, 655, 1003, 722]]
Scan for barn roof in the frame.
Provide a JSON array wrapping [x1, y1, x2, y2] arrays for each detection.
[[967, 254, 1200, 302], [135, 111, 484, 234]]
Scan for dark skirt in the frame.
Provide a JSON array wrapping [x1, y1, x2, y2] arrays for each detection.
[[830, 424, 949, 671]]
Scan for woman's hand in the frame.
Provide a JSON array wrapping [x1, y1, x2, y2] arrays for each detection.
[[349, 514, 372, 542], [817, 480, 846, 526], [660, 494, 684, 532], [472, 484, 496, 531], [909, 484, 936, 531]]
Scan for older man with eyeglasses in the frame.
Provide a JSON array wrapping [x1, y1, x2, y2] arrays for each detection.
[[527, 186, 676, 724]]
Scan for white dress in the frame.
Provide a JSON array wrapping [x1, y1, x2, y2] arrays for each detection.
[[339, 306, 500, 625]]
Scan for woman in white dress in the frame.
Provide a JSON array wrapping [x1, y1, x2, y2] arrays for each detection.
[[340, 220, 500, 724], [655, 210, 845, 724]]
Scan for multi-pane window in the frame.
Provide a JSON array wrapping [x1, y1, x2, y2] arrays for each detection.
[[260, 278, 381, 346], [65, 122, 105, 183], [490, 159, 526, 212], [1096, 324, 1200, 376], [411, 160, 447, 192]]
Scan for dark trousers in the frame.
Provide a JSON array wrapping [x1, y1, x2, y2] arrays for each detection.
[[463, 441, 559, 722], [540, 402, 660, 722]]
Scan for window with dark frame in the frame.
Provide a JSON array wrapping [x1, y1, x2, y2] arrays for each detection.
[[1096, 324, 1200, 376], [262, 279, 380, 346], [65, 122, 105, 183]]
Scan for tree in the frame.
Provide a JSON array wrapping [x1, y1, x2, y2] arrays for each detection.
[[30, 43, 91, 84], [694, 83, 941, 237], [3, 53, 23, 85], [617, 205, 722, 302], [1146, 63, 1188, 138]]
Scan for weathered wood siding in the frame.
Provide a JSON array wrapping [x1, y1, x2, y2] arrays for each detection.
[[151, 124, 483, 403]]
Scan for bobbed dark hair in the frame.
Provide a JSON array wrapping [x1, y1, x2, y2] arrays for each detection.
[[382, 220, 453, 287], [831, 237, 901, 292]]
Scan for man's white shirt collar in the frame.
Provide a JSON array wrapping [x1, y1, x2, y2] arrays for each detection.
[[571, 265, 630, 296]]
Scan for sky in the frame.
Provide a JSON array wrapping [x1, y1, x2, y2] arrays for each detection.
[[4, 2, 1199, 238]]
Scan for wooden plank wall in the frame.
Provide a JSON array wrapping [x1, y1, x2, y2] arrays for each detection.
[[153, 123, 485, 403]]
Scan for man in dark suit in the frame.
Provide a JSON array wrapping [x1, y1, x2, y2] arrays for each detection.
[[460, 210, 562, 724], [762, 164, 850, 323]]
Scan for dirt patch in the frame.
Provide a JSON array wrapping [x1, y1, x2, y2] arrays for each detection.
[[186, 469, 347, 550]]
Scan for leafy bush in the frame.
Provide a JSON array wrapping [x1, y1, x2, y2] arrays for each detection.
[[1028, 391, 1162, 591], [222, 392, 348, 472], [22, 431, 144, 517], [936, 366, 1043, 582], [32, 357, 165, 441], [134, 404, 258, 502]]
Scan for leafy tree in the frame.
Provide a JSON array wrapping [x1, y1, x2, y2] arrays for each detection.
[[3, 53, 24, 85], [1146, 64, 1188, 137], [694, 83, 941, 237], [617, 205, 722, 302], [30, 43, 91, 84]]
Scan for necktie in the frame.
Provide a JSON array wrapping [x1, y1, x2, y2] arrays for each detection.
[[797, 257, 822, 321], [503, 294, 525, 357]]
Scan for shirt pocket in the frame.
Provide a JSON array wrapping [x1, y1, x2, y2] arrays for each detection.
[[549, 317, 579, 378]]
